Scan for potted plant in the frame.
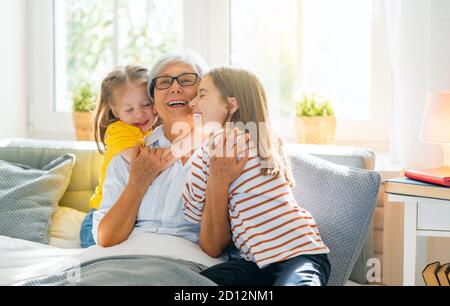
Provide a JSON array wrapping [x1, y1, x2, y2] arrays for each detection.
[[295, 93, 336, 144], [72, 84, 96, 141]]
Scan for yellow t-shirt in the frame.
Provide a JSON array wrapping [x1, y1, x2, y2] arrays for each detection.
[[89, 121, 152, 209]]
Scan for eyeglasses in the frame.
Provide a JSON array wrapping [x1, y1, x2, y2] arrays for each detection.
[[152, 73, 200, 91]]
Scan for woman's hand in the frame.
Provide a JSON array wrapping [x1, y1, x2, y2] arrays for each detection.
[[208, 129, 250, 187], [128, 145, 176, 188], [97, 145, 176, 248]]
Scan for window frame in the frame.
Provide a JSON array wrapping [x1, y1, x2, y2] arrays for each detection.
[[28, 0, 73, 139], [28, 0, 390, 149]]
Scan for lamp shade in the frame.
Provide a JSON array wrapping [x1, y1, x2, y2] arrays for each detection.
[[420, 91, 450, 144]]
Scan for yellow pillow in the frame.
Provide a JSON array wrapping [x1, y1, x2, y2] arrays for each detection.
[[49, 207, 87, 249]]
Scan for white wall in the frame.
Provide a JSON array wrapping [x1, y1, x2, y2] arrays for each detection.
[[0, 0, 27, 138]]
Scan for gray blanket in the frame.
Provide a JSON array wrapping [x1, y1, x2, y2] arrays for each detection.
[[22, 255, 217, 286]]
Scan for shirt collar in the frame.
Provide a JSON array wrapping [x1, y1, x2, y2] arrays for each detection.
[[145, 125, 171, 149]]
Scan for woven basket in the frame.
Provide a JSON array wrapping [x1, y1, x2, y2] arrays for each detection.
[[72, 112, 94, 141], [295, 116, 337, 144]]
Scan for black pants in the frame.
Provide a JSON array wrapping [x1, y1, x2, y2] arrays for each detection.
[[200, 254, 331, 286]]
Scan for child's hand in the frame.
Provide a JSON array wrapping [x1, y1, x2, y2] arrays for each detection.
[[208, 129, 250, 187]]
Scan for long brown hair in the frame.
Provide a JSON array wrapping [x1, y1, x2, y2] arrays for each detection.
[[207, 67, 295, 186], [93, 65, 150, 154]]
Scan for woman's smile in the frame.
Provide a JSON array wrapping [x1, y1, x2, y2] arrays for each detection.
[[167, 99, 190, 108]]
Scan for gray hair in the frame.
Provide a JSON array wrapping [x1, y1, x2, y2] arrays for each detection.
[[147, 50, 209, 98]]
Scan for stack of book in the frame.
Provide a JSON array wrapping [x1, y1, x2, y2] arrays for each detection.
[[423, 262, 450, 286], [385, 176, 450, 201], [404, 166, 450, 187]]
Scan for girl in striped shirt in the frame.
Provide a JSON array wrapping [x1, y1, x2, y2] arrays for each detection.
[[183, 67, 331, 286]]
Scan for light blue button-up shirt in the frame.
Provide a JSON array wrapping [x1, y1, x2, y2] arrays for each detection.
[[92, 125, 200, 244]]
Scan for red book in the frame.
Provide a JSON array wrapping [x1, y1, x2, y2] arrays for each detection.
[[405, 166, 450, 187]]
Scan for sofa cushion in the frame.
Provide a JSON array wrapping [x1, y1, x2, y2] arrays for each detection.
[[50, 207, 87, 249], [0, 154, 75, 244], [289, 152, 381, 286], [287, 144, 377, 284]]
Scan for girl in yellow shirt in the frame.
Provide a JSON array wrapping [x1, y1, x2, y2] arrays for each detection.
[[80, 65, 158, 248]]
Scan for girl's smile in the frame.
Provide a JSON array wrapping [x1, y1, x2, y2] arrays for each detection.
[[189, 76, 229, 127], [113, 83, 158, 133]]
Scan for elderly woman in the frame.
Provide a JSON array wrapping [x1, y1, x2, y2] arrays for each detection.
[[92, 51, 209, 247]]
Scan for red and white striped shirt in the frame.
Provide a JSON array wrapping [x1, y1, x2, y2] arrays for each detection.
[[182, 142, 329, 268]]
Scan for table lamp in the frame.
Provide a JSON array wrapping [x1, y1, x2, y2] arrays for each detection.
[[405, 92, 450, 187], [420, 91, 450, 167]]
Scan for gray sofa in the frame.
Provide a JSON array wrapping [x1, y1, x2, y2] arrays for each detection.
[[0, 139, 381, 286]]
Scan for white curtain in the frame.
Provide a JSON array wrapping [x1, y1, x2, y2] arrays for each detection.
[[385, 0, 450, 168]]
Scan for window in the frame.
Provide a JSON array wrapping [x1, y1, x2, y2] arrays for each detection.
[[231, 0, 372, 120], [29, 0, 389, 146], [301, 0, 372, 120], [231, 0, 299, 116], [28, 0, 218, 139], [54, 0, 183, 112]]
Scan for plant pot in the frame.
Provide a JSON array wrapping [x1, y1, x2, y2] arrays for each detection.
[[72, 112, 94, 141], [295, 116, 336, 145]]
